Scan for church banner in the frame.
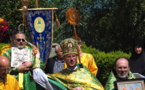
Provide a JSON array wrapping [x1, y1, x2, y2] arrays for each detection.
[[26, 8, 57, 62]]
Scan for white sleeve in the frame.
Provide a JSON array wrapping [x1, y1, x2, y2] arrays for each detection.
[[33, 68, 54, 90]]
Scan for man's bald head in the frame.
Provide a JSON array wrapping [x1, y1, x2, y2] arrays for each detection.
[[114, 57, 130, 79], [0, 56, 10, 68], [0, 56, 10, 79], [114, 57, 129, 67]]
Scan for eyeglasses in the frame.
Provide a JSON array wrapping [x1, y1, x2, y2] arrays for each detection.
[[15, 39, 25, 42], [0, 68, 10, 72]]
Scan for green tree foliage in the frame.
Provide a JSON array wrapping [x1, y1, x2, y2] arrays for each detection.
[[0, 0, 21, 29], [1, 0, 145, 52], [48, 0, 145, 53], [0, 0, 21, 42], [0, 0, 49, 42], [96, 0, 145, 52], [81, 41, 131, 85]]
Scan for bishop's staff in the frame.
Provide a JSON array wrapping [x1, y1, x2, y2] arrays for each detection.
[[66, 8, 82, 64], [20, 0, 30, 27]]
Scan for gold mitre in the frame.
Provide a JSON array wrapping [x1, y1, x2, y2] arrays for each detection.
[[60, 38, 78, 56]]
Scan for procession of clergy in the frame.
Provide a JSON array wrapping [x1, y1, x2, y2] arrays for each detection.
[[0, 30, 144, 90]]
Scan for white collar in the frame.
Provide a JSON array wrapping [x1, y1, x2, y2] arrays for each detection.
[[67, 66, 77, 72]]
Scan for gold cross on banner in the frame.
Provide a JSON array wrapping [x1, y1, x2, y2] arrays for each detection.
[[37, 34, 44, 42]]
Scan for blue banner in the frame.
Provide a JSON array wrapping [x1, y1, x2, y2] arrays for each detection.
[[26, 10, 53, 62]]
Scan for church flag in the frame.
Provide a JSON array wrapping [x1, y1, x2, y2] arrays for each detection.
[[26, 8, 57, 62]]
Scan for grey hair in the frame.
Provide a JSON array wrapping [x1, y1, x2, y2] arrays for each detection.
[[55, 45, 60, 53]]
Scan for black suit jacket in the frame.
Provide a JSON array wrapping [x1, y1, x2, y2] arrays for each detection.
[[44, 56, 56, 74]]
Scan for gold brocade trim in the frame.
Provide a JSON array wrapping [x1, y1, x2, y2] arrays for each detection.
[[19, 8, 58, 11], [0, 45, 11, 55], [66, 73, 73, 89], [33, 58, 40, 68], [19, 73, 24, 89], [49, 67, 104, 90]]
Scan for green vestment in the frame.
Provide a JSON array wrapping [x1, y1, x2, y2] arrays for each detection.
[[105, 70, 136, 90], [47, 64, 104, 90], [0, 45, 44, 90]]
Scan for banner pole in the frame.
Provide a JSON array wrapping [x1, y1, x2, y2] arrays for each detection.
[[73, 25, 81, 64], [36, 0, 38, 8]]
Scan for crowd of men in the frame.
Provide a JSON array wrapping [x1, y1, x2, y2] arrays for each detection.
[[0, 30, 144, 90]]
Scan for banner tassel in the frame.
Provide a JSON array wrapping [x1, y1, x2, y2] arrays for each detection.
[[54, 11, 61, 28]]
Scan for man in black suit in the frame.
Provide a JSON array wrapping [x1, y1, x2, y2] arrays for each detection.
[[44, 45, 64, 74]]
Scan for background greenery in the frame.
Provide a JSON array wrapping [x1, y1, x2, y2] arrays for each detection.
[[0, 0, 144, 86], [1, 0, 145, 52], [81, 42, 131, 85]]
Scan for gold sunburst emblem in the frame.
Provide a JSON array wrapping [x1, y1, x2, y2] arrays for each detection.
[[66, 8, 81, 25]]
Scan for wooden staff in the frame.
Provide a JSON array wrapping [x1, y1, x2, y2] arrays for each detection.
[[20, 0, 30, 26], [73, 25, 81, 63], [36, 0, 38, 8], [66, 8, 81, 63]]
